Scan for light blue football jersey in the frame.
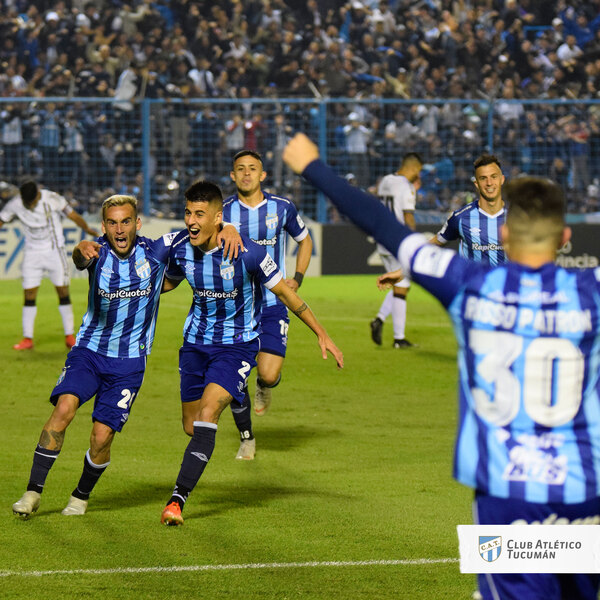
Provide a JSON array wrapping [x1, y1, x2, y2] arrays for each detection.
[[223, 192, 308, 308], [76, 234, 174, 358], [167, 231, 283, 346], [437, 201, 506, 265]]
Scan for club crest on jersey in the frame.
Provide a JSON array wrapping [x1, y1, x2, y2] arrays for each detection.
[[135, 258, 151, 279], [479, 536, 502, 562], [266, 213, 279, 229], [220, 262, 235, 280]]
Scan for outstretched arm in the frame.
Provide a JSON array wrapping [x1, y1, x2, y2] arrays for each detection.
[[269, 278, 343, 369], [282, 134, 414, 257], [73, 240, 100, 269]]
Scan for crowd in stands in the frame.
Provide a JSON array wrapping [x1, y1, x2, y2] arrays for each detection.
[[1, 0, 600, 218]]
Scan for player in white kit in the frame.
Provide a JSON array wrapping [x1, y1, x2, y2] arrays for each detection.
[[370, 153, 423, 348], [0, 181, 98, 350]]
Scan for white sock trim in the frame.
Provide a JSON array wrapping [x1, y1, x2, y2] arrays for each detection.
[[193, 421, 218, 430], [85, 449, 110, 469]]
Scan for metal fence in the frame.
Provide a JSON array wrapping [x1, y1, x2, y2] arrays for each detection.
[[2, 97, 600, 221]]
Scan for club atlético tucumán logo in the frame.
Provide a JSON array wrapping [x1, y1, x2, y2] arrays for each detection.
[[479, 536, 502, 562]]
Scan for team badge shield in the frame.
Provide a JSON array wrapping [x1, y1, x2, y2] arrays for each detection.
[[479, 536, 502, 562], [220, 263, 235, 280], [135, 258, 151, 279], [266, 213, 278, 229]]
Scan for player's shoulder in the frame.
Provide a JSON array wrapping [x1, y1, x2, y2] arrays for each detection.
[[222, 194, 238, 210], [450, 200, 479, 218], [264, 191, 293, 206], [41, 188, 67, 206]]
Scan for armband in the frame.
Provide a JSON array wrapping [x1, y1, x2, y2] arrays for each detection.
[[293, 271, 304, 287]]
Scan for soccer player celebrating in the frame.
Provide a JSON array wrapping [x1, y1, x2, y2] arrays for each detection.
[[12, 194, 242, 518], [225, 150, 314, 431], [432, 154, 506, 265], [0, 180, 99, 350], [370, 152, 423, 349], [160, 180, 342, 526], [284, 133, 600, 600]]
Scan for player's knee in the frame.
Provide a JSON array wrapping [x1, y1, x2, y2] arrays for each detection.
[[52, 398, 77, 426], [90, 427, 114, 453], [258, 372, 282, 388]]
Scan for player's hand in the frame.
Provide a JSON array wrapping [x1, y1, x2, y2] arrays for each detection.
[[77, 240, 101, 260], [283, 133, 320, 174], [318, 334, 344, 369], [284, 278, 299, 292], [377, 269, 404, 290], [218, 224, 245, 260]]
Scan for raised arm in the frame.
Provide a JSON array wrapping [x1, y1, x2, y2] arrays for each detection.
[[282, 134, 414, 257], [269, 278, 343, 369]]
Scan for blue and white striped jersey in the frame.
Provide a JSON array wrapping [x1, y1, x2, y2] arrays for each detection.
[[302, 158, 600, 506], [76, 234, 174, 358], [167, 231, 283, 346], [401, 236, 600, 504], [222, 192, 308, 308], [436, 201, 506, 265]]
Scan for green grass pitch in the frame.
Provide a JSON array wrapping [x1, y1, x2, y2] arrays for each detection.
[[1, 274, 477, 599]]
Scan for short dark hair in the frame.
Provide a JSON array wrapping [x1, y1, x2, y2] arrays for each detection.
[[474, 154, 501, 171], [401, 152, 424, 166], [185, 180, 223, 208], [232, 150, 263, 166], [505, 176, 565, 244], [505, 177, 565, 221], [19, 181, 38, 207]]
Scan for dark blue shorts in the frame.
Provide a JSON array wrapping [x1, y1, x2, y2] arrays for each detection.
[[474, 491, 600, 600], [179, 339, 259, 405], [259, 303, 289, 357], [51, 347, 146, 432]]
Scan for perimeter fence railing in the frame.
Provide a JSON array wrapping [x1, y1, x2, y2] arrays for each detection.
[[1, 97, 599, 222]]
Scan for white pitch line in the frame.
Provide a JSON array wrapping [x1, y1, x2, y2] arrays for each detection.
[[0, 558, 458, 578]]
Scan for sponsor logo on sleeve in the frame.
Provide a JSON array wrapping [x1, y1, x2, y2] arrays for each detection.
[[260, 254, 278, 277], [412, 245, 454, 278]]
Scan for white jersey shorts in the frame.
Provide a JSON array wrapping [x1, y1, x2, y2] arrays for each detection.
[[22, 246, 70, 289], [381, 252, 411, 288]]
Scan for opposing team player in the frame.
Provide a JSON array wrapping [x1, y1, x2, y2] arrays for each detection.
[[0, 180, 98, 350], [284, 133, 600, 600], [432, 154, 506, 265], [160, 180, 342, 526], [224, 150, 313, 437], [369, 153, 423, 349]]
